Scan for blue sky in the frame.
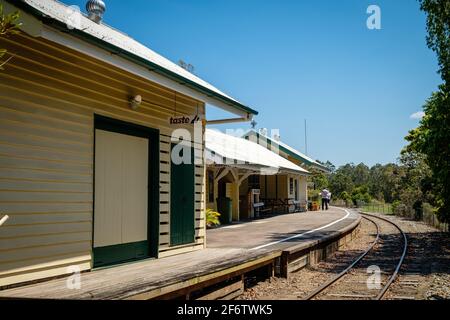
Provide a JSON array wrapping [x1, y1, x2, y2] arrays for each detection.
[[66, 0, 441, 167]]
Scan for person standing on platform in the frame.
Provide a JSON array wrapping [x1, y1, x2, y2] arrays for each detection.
[[321, 188, 330, 210]]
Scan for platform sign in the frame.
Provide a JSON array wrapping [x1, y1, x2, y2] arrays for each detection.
[[169, 115, 203, 126]]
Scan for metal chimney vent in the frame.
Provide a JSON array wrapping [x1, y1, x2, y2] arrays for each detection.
[[86, 0, 106, 23]]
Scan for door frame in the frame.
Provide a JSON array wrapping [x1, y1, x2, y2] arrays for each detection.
[[92, 115, 160, 267]]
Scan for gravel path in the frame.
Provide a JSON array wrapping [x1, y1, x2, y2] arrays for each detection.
[[238, 213, 449, 300], [379, 214, 450, 300]]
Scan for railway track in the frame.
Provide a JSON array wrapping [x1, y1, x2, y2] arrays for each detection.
[[305, 212, 408, 300]]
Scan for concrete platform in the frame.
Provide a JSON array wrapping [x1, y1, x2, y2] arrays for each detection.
[[208, 207, 356, 251], [0, 207, 360, 300]]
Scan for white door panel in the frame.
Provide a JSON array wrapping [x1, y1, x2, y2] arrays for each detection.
[[121, 136, 148, 243], [94, 129, 149, 248]]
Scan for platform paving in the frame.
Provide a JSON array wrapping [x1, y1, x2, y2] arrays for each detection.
[[207, 207, 356, 251]]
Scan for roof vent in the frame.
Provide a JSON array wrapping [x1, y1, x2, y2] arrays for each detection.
[[259, 128, 268, 136], [86, 0, 106, 23]]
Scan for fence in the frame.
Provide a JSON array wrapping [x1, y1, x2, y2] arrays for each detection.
[[358, 201, 448, 232], [329, 200, 448, 232], [360, 202, 393, 215], [422, 203, 448, 232]]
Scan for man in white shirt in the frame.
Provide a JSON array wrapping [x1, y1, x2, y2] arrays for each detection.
[[321, 189, 330, 210]]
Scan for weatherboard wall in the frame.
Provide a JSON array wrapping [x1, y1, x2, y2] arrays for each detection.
[[0, 33, 206, 287]]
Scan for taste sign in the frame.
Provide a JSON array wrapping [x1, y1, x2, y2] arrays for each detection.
[[169, 115, 202, 126]]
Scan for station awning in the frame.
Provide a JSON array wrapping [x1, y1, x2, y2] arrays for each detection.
[[205, 129, 309, 176], [243, 130, 330, 173]]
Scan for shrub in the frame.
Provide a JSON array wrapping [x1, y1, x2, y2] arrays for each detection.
[[206, 208, 221, 228], [340, 191, 352, 207], [351, 186, 372, 206], [392, 200, 401, 213], [308, 189, 320, 202]]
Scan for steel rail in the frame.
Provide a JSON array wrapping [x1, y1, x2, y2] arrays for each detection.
[[362, 212, 408, 300], [304, 212, 408, 300], [304, 215, 380, 300]]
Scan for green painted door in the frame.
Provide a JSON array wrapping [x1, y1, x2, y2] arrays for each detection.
[[170, 145, 195, 246]]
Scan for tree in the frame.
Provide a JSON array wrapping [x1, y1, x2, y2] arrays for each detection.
[[397, 149, 434, 219], [0, 4, 21, 70], [324, 160, 336, 173], [329, 171, 354, 198], [351, 185, 371, 206], [419, 0, 450, 85], [352, 163, 370, 186], [405, 0, 450, 223], [380, 164, 404, 203], [309, 168, 329, 191], [368, 164, 385, 200]]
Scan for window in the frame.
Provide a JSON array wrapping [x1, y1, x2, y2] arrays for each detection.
[[207, 170, 214, 203], [289, 177, 294, 195], [294, 179, 299, 200], [248, 175, 260, 190]]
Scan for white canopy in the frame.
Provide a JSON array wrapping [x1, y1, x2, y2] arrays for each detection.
[[205, 129, 309, 176], [243, 130, 330, 172]]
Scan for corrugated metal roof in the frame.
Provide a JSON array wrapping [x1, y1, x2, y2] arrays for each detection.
[[14, 0, 258, 115], [244, 130, 330, 172], [206, 129, 309, 175]]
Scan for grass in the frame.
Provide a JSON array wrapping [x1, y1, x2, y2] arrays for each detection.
[[361, 203, 393, 215]]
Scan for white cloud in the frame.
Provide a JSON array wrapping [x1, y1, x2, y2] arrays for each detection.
[[410, 111, 425, 120]]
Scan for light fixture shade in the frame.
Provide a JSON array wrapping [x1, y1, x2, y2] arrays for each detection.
[[130, 95, 142, 110], [86, 0, 106, 23]]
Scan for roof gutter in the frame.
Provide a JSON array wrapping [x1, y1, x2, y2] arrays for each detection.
[[10, 0, 258, 117], [206, 162, 309, 176], [206, 116, 252, 125]]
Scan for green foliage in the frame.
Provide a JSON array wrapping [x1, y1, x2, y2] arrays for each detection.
[[368, 163, 403, 202], [308, 189, 320, 202], [353, 163, 370, 186], [328, 150, 433, 220], [309, 168, 329, 191], [405, 90, 449, 223], [351, 185, 371, 206], [418, 0, 450, 85], [329, 171, 354, 197], [206, 208, 221, 228], [340, 191, 352, 206], [392, 200, 402, 214], [404, 0, 450, 223], [0, 4, 22, 70]]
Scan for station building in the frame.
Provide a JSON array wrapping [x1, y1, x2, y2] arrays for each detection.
[[0, 0, 258, 288], [205, 129, 310, 222]]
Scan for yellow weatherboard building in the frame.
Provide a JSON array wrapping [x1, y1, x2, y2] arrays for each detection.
[[0, 0, 257, 288]]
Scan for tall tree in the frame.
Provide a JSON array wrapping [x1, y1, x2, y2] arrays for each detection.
[[329, 170, 354, 197], [406, 0, 450, 223], [352, 163, 370, 186], [419, 0, 450, 85]]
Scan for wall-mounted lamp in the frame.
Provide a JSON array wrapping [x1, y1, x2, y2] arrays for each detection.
[[130, 95, 142, 110], [0, 215, 9, 227]]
